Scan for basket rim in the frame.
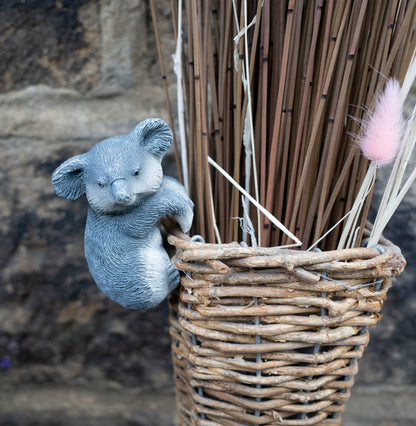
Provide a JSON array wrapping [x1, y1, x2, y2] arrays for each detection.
[[161, 217, 406, 278]]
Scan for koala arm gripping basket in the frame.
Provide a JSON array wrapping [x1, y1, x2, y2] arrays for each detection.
[[165, 224, 405, 426]]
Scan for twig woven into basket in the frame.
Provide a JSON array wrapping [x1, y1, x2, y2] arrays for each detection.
[[165, 223, 405, 426]]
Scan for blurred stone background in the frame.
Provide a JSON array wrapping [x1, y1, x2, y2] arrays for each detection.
[[0, 1, 414, 425]]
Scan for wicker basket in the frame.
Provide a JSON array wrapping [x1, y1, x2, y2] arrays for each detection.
[[166, 225, 405, 426]]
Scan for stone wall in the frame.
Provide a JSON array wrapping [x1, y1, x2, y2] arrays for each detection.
[[0, 0, 415, 420], [0, 0, 177, 392]]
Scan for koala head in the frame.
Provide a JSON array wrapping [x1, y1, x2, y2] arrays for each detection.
[[52, 118, 173, 214]]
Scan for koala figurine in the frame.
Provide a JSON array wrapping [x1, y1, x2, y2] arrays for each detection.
[[52, 118, 193, 310]]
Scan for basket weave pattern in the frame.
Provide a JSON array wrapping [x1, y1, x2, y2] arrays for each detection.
[[167, 231, 405, 425]]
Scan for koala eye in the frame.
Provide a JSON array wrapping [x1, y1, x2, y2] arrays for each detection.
[[97, 181, 105, 188], [133, 170, 140, 176]]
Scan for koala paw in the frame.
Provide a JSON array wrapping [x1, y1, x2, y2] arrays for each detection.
[[174, 203, 194, 233]]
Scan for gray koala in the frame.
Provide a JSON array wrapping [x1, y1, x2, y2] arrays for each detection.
[[52, 118, 193, 309]]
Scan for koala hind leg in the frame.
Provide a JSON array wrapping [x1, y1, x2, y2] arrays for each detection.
[[167, 260, 180, 291]]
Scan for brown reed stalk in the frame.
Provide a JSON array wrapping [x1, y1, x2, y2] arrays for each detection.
[[282, 0, 325, 247], [259, 0, 269, 224], [262, 0, 296, 246], [158, 0, 416, 248], [149, 0, 182, 184], [305, 1, 369, 248]]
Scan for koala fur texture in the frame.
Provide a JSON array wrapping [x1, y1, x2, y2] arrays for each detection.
[[52, 118, 194, 309]]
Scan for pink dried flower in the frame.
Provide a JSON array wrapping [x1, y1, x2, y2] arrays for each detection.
[[359, 78, 404, 166]]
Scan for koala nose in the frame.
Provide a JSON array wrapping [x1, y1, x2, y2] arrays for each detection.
[[112, 179, 132, 205]]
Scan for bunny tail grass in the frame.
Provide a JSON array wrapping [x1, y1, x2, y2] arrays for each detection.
[[358, 78, 404, 167]]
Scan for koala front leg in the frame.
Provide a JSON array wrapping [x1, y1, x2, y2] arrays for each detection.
[[122, 177, 193, 239], [158, 177, 194, 233], [165, 200, 193, 234]]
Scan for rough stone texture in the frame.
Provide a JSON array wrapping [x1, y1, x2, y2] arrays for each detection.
[[0, 112, 174, 390], [0, 383, 415, 425], [0, 384, 177, 426], [0, 0, 177, 408], [0, 85, 168, 142], [0, 0, 414, 424], [0, 0, 101, 93], [357, 151, 416, 386], [0, 0, 175, 95]]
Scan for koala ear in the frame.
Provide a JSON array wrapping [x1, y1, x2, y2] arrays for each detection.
[[133, 118, 173, 158], [52, 154, 88, 200]]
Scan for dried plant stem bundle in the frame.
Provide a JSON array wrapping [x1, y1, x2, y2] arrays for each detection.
[[155, 1, 416, 249]]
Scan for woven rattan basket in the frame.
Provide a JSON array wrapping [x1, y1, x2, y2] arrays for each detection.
[[165, 223, 405, 426]]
